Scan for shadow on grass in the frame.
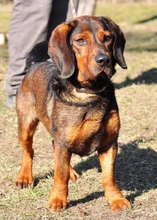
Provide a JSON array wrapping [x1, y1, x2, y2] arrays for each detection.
[[138, 15, 157, 24], [125, 31, 157, 52], [33, 137, 157, 207], [33, 171, 54, 187], [115, 68, 157, 89], [71, 138, 157, 206], [74, 154, 101, 175], [116, 140, 157, 202], [69, 191, 104, 207]]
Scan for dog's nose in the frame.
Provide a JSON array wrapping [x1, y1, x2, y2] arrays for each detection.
[[95, 54, 110, 67]]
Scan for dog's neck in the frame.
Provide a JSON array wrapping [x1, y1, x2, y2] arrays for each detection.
[[49, 71, 115, 107]]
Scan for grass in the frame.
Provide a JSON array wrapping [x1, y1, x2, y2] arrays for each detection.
[[95, 3, 157, 24], [0, 2, 157, 220], [0, 3, 12, 32]]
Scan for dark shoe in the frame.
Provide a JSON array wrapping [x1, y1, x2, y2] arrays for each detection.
[[6, 95, 16, 109]]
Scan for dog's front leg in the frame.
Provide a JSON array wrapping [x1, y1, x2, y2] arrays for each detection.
[[47, 142, 71, 211], [98, 143, 130, 212]]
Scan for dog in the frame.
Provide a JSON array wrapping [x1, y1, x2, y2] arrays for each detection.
[[15, 15, 130, 212]]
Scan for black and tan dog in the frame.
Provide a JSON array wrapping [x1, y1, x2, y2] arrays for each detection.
[[15, 15, 130, 212]]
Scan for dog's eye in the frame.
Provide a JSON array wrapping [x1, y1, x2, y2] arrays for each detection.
[[104, 35, 112, 43], [75, 38, 86, 45]]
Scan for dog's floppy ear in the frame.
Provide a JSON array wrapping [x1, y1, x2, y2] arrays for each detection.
[[48, 21, 77, 78], [100, 17, 127, 69]]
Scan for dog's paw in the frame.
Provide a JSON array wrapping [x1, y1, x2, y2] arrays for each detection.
[[15, 168, 33, 188], [47, 198, 67, 211], [109, 197, 130, 212], [47, 186, 68, 211], [47, 191, 68, 211], [15, 176, 33, 188], [70, 166, 79, 181]]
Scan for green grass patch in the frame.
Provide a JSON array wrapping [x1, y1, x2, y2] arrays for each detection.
[[95, 3, 157, 24], [0, 3, 12, 32]]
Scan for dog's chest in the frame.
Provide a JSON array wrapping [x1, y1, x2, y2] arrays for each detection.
[[52, 102, 119, 156], [65, 108, 104, 156]]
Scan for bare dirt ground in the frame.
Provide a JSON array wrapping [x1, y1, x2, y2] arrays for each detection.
[[0, 4, 157, 220]]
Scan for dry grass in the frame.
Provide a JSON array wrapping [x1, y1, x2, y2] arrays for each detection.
[[0, 3, 157, 220]]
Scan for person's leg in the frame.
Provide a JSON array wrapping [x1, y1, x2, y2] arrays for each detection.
[[47, 0, 79, 39], [66, 0, 79, 22], [6, 0, 79, 109], [6, 0, 53, 108]]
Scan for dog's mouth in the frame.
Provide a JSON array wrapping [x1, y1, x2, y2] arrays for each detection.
[[88, 68, 116, 91], [71, 68, 114, 93], [85, 69, 112, 81], [93, 66, 114, 80], [90, 74, 109, 89], [98, 70, 110, 79], [81, 73, 111, 92]]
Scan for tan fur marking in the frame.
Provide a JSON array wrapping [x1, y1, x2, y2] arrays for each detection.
[[106, 110, 120, 140]]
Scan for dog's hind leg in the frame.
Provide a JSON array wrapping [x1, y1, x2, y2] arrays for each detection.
[[15, 91, 39, 188], [69, 165, 79, 181]]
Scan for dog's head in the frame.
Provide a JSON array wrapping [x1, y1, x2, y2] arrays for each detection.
[[48, 15, 127, 84]]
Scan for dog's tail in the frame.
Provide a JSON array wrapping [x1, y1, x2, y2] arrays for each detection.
[[26, 41, 50, 70]]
